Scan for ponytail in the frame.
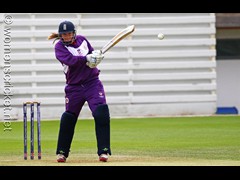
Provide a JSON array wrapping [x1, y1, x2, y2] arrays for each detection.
[[47, 33, 60, 44]]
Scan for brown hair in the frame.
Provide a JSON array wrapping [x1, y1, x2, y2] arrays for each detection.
[[47, 33, 61, 44]]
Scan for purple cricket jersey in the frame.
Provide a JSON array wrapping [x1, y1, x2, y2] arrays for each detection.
[[55, 35, 99, 85], [55, 35, 107, 117]]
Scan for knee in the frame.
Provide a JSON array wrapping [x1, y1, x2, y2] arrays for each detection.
[[60, 111, 77, 126], [62, 111, 77, 120], [93, 104, 110, 125]]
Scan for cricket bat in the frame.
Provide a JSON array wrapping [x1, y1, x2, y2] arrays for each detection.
[[101, 25, 135, 54]]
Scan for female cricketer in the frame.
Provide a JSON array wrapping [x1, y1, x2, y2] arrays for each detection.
[[48, 20, 111, 163]]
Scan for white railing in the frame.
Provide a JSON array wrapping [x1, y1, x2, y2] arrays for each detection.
[[0, 13, 216, 120]]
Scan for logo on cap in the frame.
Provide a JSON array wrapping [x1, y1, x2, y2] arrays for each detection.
[[63, 24, 67, 30]]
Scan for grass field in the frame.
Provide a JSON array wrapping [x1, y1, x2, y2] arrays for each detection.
[[1, 115, 240, 166]]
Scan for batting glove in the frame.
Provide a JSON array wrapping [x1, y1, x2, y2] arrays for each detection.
[[92, 50, 104, 66], [86, 54, 97, 68]]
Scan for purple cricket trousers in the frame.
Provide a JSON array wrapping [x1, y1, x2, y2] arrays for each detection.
[[64, 78, 107, 117]]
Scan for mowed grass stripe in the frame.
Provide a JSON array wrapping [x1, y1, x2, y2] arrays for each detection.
[[1, 116, 240, 165]]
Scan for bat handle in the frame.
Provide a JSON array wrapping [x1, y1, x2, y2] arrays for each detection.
[[100, 49, 104, 54]]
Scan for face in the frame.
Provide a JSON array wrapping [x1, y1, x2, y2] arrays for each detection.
[[61, 32, 74, 43]]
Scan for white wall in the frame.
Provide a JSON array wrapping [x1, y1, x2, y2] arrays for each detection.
[[0, 13, 216, 120], [216, 60, 240, 112]]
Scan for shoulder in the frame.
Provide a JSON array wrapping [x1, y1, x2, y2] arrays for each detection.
[[76, 35, 88, 41], [54, 40, 64, 49]]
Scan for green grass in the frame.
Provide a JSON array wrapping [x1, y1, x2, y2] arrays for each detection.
[[1, 116, 240, 166]]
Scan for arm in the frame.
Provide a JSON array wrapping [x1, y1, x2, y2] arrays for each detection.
[[55, 43, 87, 66]]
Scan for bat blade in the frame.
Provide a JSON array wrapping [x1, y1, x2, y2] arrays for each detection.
[[101, 25, 135, 54]]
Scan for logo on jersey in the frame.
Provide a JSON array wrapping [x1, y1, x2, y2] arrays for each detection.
[[99, 92, 104, 98], [77, 48, 82, 55]]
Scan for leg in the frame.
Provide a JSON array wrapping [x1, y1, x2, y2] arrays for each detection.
[[93, 104, 111, 156], [85, 79, 111, 161], [56, 111, 77, 159], [56, 85, 85, 161]]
